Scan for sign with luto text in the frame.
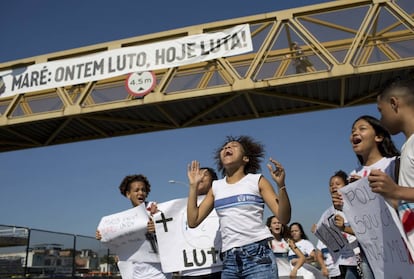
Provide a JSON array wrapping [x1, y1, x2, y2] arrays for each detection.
[[155, 197, 223, 273], [0, 24, 252, 98]]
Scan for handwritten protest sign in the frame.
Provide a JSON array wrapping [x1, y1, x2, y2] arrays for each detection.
[[314, 207, 358, 263], [97, 204, 159, 263], [0, 24, 252, 98], [340, 177, 414, 278], [155, 197, 222, 273]]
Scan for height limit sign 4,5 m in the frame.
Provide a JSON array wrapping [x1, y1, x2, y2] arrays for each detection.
[[125, 71, 156, 97]]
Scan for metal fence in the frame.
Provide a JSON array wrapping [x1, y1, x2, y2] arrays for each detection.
[[0, 224, 120, 278]]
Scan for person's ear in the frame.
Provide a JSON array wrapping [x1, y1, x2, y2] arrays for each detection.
[[242, 156, 249, 163], [390, 96, 398, 111], [375, 134, 384, 144]]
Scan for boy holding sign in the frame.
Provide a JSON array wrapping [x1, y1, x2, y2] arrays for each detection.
[[96, 174, 169, 279], [370, 76, 414, 256]]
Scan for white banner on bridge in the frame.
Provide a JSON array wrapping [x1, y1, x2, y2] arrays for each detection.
[[0, 24, 252, 98]]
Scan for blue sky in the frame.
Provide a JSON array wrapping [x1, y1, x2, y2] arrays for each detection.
[[0, 0, 406, 244]]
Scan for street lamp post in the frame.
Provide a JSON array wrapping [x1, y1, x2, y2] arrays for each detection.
[[168, 180, 188, 187]]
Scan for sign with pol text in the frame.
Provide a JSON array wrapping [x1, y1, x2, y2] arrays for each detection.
[[340, 177, 414, 279]]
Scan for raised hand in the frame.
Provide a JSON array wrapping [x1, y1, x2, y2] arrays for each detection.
[[187, 160, 207, 189], [267, 157, 286, 188]]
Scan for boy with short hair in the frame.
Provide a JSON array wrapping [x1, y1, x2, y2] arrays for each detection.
[[368, 75, 414, 255]]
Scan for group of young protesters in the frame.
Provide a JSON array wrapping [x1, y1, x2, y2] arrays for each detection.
[[97, 75, 414, 279]]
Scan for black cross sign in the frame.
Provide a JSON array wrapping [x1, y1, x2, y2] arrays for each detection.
[[155, 212, 173, 232]]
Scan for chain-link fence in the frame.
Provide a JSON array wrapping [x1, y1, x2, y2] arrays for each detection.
[[0, 224, 120, 278]]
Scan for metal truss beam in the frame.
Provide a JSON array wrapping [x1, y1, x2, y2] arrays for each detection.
[[0, 0, 413, 152]]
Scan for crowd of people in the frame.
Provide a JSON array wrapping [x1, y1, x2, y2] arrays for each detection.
[[96, 75, 414, 278]]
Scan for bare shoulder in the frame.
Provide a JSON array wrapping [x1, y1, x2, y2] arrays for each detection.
[[258, 175, 277, 197], [258, 175, 272, 189]]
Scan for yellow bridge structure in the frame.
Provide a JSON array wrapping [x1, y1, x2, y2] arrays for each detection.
[[0, 0, 413, 152]]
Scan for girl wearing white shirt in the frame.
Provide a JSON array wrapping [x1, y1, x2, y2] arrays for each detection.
[[334, 115, 400, 279], [289, 222, 324, 279], [267, 215, 305, 278], [186, 135, 292, 279]]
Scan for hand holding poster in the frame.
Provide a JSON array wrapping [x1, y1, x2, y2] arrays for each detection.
[[339, 177, 414, 279]]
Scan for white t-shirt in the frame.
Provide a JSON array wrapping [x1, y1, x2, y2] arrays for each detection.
[[179, 266, 222, 277], [212, 173, 273, 252], [271, 239, 292, 277], [287, 239, 315, 260], [398, 134, 414, 254], [317, 240, 341, 277], [117, 259, 169, 279], [350, 156, 396, 179], [287, 239, 324, 279], [271, 238, 289, 254]]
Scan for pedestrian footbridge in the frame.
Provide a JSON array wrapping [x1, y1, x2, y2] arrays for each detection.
[[0, 0, 413, 152], [0, 227, 28, 247]]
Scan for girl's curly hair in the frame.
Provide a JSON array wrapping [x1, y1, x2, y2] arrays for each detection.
[[119, 174, 151, 197], [214, 135, 265, 176]]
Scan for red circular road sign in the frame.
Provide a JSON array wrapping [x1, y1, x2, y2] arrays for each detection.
[[125, 71, 156, 97]]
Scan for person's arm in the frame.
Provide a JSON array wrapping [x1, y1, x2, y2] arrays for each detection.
[[260, 176, 291, 226], [315, 249, 329, 277], [147, 218, 155, 233], [146, 218, 159, 253], [186, 160, 214, 228], [287, 238, 305, 277], [263, 158, 292, 225], [306, 249, 316, 264]]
